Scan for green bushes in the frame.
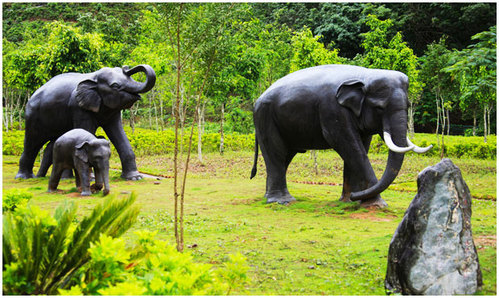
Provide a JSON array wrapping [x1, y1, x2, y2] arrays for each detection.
[[2, 188, 33, 212], [3, 128, 495, 159], [114, 127, 255, 156], [3, 192, 249, 295], [3, 194, 140, 295], [60, 231, 249, 295], [369, 134, 496, 160], [2, 130, 25, 156]]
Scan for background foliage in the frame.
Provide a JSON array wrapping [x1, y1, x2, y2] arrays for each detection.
[[2, 2, 496, 138]]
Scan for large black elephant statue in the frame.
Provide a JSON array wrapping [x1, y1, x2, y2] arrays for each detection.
[[15, 65, 156, 180], [49, 129, 111, 196], [250, 64, 431, 207]]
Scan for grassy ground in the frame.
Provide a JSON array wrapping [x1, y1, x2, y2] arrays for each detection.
[[3, 150, 496, 295]]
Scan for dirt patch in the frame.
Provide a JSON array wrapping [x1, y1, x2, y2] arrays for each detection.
[[475, 235, 497, 250], [65, 192, 81, 198], [349, 210, 396, 222]]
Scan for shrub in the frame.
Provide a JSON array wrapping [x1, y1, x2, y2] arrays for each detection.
[[369, 133, 496, 160], [60, 230, 249, 295], [2, 194, 140, 295], [4, 127, 495, 159], [2, 188, 33, 212], [2, 130, 25, 155]]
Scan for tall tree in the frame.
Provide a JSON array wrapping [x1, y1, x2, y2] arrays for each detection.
[[420, 38, 457, 156], [360, 14, 423, 136], [444, 26, 496, 142]]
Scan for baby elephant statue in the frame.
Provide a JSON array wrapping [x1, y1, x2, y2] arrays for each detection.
[[251, 64, 432, 208], [48, 129, 112, 196]]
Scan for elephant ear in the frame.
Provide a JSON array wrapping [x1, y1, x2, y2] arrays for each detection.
[[75, 142, 89, 163], [336, 79, 366, 117], [75, 80, 102, 113]]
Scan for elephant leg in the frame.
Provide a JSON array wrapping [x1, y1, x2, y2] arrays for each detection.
[[359, 135, 387, 208], [48, 164, 64, 192], [102, 118, 141, 180], [74, 168, 82, 191], [339, 135, 387, 208], [91, 167, 104, 193], [75, 162, 92, 196], [259, 134, 297, 205], [61, 169, 74, 179], [37, 141, 54, 177], [16, 133, 48, 179]]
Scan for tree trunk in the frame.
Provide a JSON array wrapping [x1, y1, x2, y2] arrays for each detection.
[[487, 104, 491, 137], [435, 94, 440, 146], [447, 109, 450, 135], [483, 105, 487, 143], [408, 102, 415, 138], [197, 104, 205, 163], [153, 93, 159, 132], [311, 150, 319, 175], [473, 111, 477, 136], [440, 96, 446, 159], [220, 103, 225, 155]]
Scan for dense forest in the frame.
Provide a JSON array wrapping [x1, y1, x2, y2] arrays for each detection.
[[2, 2, 497, 139]]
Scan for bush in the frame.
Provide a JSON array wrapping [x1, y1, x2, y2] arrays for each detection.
[[2, 188, 33, 212], [3, 194, 140, 295], [60, 231, 249, 295], [369, 133, 496, 160], [2, 130, 25, 155], [4, 127, 495, 159]]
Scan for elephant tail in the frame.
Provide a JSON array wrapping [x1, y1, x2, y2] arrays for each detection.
[[250, 137, 258, 179]]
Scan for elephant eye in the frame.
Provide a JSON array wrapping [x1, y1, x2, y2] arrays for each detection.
[[111, 83, 121, 90]]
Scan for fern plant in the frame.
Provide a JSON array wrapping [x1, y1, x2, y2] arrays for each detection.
[[2, 193, 140, 295]]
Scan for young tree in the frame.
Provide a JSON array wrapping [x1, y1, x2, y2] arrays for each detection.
[[444, 26, 496, 142], [420, 38, 457, 156], [360, 14, 423, 136], [289, 26, 346, 72]]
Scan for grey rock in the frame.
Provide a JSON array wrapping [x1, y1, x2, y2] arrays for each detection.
[[385, 159, 482, 295]]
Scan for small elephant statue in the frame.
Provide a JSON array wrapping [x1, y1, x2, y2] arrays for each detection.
[[48, 129, 111, 196], [251, 64, 432, 207], [15, 65, 156, 181]]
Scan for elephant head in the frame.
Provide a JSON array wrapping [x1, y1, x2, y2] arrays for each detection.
[[336, 72, 432, 201], [74, 64, 156, 113], [75, 138, 112, 195]]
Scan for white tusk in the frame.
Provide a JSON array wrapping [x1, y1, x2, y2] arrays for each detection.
[[406, 138, 433, 153], [383, 132, 415, 153]]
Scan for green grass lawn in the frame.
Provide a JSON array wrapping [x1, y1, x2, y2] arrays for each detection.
[[2, 150, 496, 295]]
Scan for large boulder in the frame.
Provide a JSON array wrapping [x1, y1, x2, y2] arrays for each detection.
[[385, 159, 482, 295]]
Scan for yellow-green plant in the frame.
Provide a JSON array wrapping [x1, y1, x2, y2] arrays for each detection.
[[2, 188, 33, 212], [60, 230, 249, 295], [2, 194, 140, 295]]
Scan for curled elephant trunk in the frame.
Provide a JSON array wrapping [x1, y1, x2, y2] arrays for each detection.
[[122, 64, 156, 94], [350, 111, 432, 201]]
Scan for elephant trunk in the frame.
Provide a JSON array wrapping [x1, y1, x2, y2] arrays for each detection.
[[122, 65, 156, 94], [350, 110, 408, 201]]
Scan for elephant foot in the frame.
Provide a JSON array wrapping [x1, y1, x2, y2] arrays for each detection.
[[121, 170, 143, 181], [15, 171, 35, 179], [360, 197, 388, 209], [340, 193, 352, 203], [48, 187, 57, 193], [91, 183, 103, 193], [103, 189, 110, 196], [265, 190, 296, 205], [81, 190, 92, 196]]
